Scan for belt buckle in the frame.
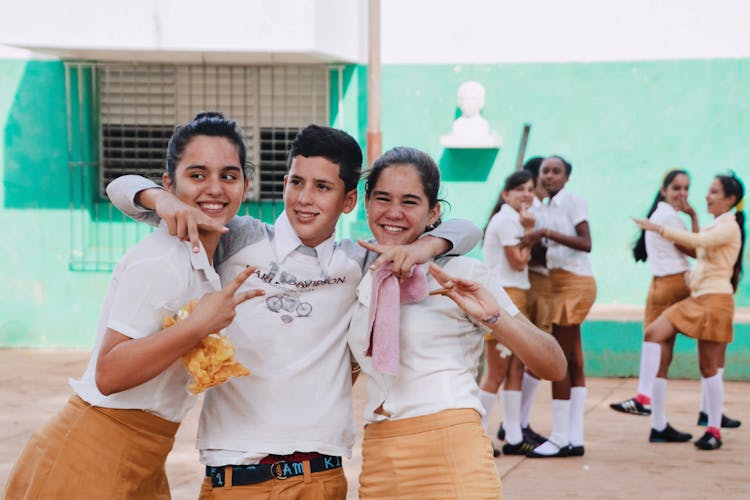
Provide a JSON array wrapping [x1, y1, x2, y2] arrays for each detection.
[[270, 461, 288, 480]]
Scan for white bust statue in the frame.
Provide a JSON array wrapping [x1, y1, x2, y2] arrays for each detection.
[[440, 81, 501, 148]]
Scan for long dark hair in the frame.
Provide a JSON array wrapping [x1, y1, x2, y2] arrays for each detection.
[[716, 173, 746, 291], [633, 169, 689, 262], [483, 170, 535, 237]]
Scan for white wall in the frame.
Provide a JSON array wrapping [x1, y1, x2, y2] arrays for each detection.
[[0, 0, 367, 63], [382, 0, 750, 63]]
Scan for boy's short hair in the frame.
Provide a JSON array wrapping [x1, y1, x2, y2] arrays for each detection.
[[288, 125, 363, 192]]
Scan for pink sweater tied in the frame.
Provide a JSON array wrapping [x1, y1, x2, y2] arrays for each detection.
[[366, 264, 428, 375]]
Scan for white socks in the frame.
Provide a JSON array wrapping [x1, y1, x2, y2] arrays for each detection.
[[569, 387, 586, 447], [478, 389, 497, 433], [636, 342, 662, 399], [534, 399, 570, 455], [520, 372, 540, 427], [650, 378, 667, 431], [701, 368, 724, 414], [501, 390, 522, 444], [637, 342, 661, 397], [703, 371, 724, 430]]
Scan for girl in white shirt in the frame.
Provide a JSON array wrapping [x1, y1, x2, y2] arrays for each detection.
[[349, 147, 566, 498], [479, 170, 543, 455], [520, 155, 596, 458], [3, 113, 263, 499]]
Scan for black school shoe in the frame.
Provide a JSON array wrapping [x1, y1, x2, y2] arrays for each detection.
[[567, 445, 585, 457], [502, 440, 536, 456], [526, 441, 570, 458], [610, 397, 651, 416], [697, 411, 742, 428], [497, 423, 547, 446], [649, 423, 692, 443], [492, 446, 501, 458], [694, 431, 722, 450]]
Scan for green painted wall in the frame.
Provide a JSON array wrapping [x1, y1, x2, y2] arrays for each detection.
[[2, 57, 750, 380]]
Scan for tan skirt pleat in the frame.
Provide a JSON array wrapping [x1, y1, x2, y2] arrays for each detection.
[[3, 395, 179, 500], [644, 272, 690, 326], [547, 269, 597, 327], [663, 294, 735, 343], [527, 271, 552, 332], [359, 409, 502, 499]]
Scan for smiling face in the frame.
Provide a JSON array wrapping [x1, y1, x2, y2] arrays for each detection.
[[365, 164, 441, 246], [705, 178, 737, 217], [282, 155, 357, 248], [162, 135, 248, 228], [539, 157, 569, 196], [661, 173, 690, 210], [502, 179, 535, 212]]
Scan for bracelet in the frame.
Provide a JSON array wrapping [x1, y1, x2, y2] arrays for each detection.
[[351, 364, 361, 374], [481, 313, 501, 325]]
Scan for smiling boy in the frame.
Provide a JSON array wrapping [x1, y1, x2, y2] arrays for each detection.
[[107, 124, 481, 499]]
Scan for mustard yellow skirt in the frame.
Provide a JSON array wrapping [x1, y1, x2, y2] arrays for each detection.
[[527, 271, 552, 333], [485, 286, 528, 341], [663, 293, 735, 343], [359, 409, 502, 499], [644, 273, 690, 326], [3, 395, 179, 500], [548, 269, 597, 327]]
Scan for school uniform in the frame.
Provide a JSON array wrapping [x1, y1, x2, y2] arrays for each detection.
[[661, 212, 741, 343], [643, 202, 691, 325], [349, 256, 517, 499], [545, 189, 597, 326], [4, 224, 218, 499], [483, 203, 530, 317], [106, 174, 481, 499]]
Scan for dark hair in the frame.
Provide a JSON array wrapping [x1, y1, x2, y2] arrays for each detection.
[[633, 169, 690, 262], [288, 124, 363, 192], [166, 112, 248, 181], [543, 155, 572, 176], [716, 173, 746, 291], [484, 170, 535, 237], [364, 146, 444, 228], [522, 156, 544, 179]]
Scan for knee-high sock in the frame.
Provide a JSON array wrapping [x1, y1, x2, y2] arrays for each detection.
[[569, 387, 586, 446], [478, 389, 497, 433], [650, 377, 668, 431], [501, 390, 522, 444], [520, 372, 540, 427], [533, 399, 570, 455], [703, 372, 724, 431], [637, 342, 661, 399]]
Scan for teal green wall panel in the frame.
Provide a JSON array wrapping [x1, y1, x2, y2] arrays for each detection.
[[3, 61, 68, 208]]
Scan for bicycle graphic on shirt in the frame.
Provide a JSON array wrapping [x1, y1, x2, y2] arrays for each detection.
[[265, 293, 313, 323]]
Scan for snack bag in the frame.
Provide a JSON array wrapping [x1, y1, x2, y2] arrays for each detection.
[[163, 301, 250, 394]]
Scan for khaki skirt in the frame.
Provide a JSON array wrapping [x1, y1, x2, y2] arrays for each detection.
[[527, 271, 552, 333], [663, 293, 735, 343], [359, 409, 502, 499], [644, 272, 690, 326], [3, 395, 179, 500], [485, 287, 528, 341], [548, 269, 597, 327]]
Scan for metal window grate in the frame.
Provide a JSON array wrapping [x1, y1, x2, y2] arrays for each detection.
[[65, 61, 335, 272]]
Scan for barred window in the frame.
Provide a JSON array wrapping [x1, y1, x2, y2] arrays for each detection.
[[98, 63, 330, 200]]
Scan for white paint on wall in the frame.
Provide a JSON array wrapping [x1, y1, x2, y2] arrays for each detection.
[[382, 0, 750, 63]]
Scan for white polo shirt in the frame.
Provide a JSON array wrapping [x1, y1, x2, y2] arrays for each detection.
[[70, 224, 221, 422], [348, 256, 519, 423], [645, 201, 691, 277], [483, 204, 530, 289], [545, 188, 593, 276]]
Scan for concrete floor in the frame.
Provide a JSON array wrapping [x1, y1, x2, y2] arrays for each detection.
[[1, 349, 748, 499]]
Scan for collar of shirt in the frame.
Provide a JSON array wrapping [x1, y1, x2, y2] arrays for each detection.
[[499, 203, 519, 217], [546, 187, 569, 207], [273, 211, 336, 274], [156, 221, 218, 286]]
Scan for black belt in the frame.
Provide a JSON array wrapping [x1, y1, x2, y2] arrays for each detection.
[[206, 455, 342, 487]]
